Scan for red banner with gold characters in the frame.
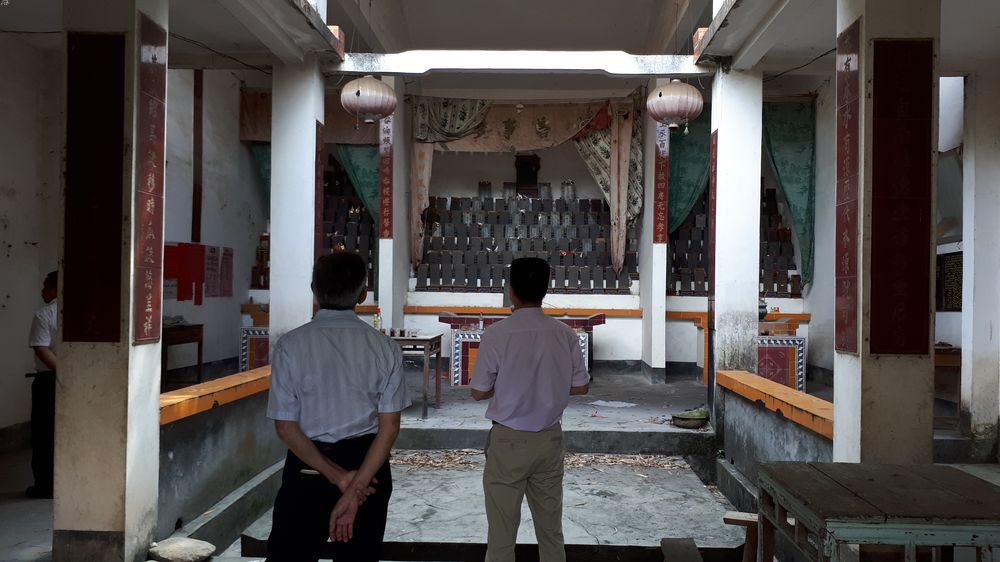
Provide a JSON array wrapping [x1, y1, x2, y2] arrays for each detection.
[[133, 12, 167, 344], [378, 115, 394, 238], [653, 123, 670, 243], [835, 17, 860, 354]]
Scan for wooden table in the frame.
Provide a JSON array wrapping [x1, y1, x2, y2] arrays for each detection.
[[758, 462, 1000, 562], [162, 324, 204, 383], [392, 333, 444, 419]]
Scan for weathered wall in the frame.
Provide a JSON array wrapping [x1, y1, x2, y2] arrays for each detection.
[[716, 386, 832, 511], [157, 391, 284, 540], [803, 81, 836, 373], [163, 69, 269, 369], [0, 36, 62, 438]]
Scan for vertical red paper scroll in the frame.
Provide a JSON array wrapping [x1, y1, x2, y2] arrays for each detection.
[[653, 123, 670, 243], [133, 12, 167, 344], [835, 17, 860, 354], [378, 115, 394, 239]]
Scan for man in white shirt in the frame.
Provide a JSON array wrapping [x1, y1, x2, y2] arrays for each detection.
[[266, 252, 410, 562], [27, 270, 58, 499], [471, 257, 591, 562]]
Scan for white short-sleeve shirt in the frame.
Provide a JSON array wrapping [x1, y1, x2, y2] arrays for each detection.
[[28, 300, 58, 372], [266, 309, 411, 443]]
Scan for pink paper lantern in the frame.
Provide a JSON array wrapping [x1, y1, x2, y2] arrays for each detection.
[[340, 75, 397, 124], [646, 79, 704, 132]]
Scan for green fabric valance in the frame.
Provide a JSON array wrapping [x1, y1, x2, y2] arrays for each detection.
[[336, 144, 380, 221], [667, 107, 712, 233], [763, 101, 816, 285]]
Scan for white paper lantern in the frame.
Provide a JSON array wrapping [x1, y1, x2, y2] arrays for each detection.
[[646, 79, 704, 133], [340, 75, 397, 124]]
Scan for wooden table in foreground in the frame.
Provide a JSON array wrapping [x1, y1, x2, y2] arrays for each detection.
[[758, 462, 1000, 562], [162, 323, 204, 383], [391, 333, 444, 419]]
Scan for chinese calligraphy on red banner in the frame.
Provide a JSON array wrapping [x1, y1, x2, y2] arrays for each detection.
[[653, 123, 670, 243], [378, 115, 393, 238], [133, 12, 166, 344]]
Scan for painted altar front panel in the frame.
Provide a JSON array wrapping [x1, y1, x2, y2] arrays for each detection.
[[757, 336, 806, 391], [451, 330, 589, 386]]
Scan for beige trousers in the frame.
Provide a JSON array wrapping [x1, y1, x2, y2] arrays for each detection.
[[483, 422, 566, 562]]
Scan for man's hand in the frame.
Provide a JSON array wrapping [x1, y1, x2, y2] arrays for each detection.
[[334, 470, 377, 504], [471, 388, 494, 401], [329, 494, 359, 542]]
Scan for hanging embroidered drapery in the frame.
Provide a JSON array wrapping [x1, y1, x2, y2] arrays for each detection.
[[763, 101, 816, 285], [410, 142, 434, 267], [412, 96, 492, 143], [585, 101, 637, 273], [573, 102, 644, 232], [667, 107, 711, 232], [335, 145, 380, 220], [435, 102, 605, 153]]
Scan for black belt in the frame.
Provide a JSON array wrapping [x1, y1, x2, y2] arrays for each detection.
[[25, 371, 55, 379]]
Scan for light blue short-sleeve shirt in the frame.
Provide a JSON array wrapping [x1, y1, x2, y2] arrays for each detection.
[[267, 309, 411, 443]]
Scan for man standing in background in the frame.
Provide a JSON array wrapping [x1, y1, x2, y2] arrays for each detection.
[[26, 270, 58, 499], [471, 257, 591, 562]]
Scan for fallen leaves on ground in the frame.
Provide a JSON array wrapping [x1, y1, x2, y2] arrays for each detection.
[[392, 450, 688, 471]]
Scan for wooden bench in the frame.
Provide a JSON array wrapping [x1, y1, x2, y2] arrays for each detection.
[[724, 511, 759, 562]]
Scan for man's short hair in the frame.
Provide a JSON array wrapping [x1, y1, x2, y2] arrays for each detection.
[[312, 252, 367, 310], [44, 271, 58, 291], [509, 257, 550, 304]]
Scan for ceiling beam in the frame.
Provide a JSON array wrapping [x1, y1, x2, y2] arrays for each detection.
[[324, 51, 715, 77], [732, 0, 817, 69], [218, 0, 304, 64]]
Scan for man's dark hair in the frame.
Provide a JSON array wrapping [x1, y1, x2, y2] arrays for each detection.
[[509, 257, 550, 304], [312, 252, 367, 310], [44, 271, 58, 291]]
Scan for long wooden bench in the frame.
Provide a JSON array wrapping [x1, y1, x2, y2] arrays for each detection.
[[159, 366, 271, 425]]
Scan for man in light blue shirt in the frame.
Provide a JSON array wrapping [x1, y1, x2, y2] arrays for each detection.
[[266, 251, 410, 562]]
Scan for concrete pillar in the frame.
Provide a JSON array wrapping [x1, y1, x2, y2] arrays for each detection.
[[640, 83, 669, 381], [270, 56, 324, 343], [709, 69, 763, 375], [961, 69, 1000, 456], [833, 0, 939, 463], [56, 0, 167, 559], [376, 76, 409, 330]]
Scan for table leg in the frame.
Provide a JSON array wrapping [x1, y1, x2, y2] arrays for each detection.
[[197, 339, 203, 383], [435, 349, 442, 409], [421, 347, 430, 420], [759, 513, 775, 562]]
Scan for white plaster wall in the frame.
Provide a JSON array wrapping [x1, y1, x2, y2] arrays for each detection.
[[391, 87, 412, 329], [429, 142, 602, 200], [804, 80, 837, 372], [162, 69, 269, 368], [0, 38, 62, 431], [270, 57, 325, 344], [939, 76, 964, 152]]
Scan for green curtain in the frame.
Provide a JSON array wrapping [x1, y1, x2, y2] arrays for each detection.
[[763, 101, 816, 285], [667, 107, 711, 233], [248, 142, 271, 204], [336, 144, 380, 221]]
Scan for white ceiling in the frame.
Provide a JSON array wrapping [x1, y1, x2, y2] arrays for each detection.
[[169, 0, 267, 59]]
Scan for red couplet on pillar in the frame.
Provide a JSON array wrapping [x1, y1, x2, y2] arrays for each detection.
[[378, 115, 394, 239], [133, 12, 167, 344], [707, 130, 718, 331], [653, 123, 670, 243], [835, 17, 860, 354]]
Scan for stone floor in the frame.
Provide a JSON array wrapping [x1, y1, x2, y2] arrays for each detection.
[[0, 449, 52, 562], [400, 366, 709, 433], [225, 451, 744, 557]]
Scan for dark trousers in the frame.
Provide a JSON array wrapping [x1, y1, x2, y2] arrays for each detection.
[[267, 433, 392, 562], [30, 371, 55, 492]]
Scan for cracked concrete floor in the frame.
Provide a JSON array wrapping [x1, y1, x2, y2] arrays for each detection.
[[231, 451, 742, 556]]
